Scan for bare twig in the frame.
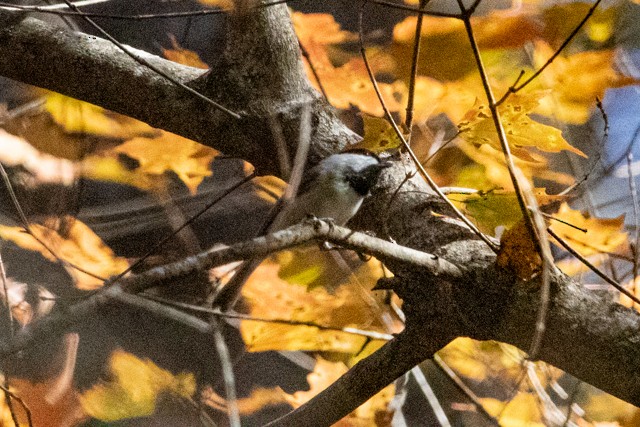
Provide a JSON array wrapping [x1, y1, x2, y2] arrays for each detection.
[[358, 1, 499, 253], [298, 39, 329, 101], [142, 294, 395, 341], [547, 227, 640, 305], [0, 163, 106, 281], [411, 366, 452, 427], [210, 317, 241, 427], [58, 0, 240, 119], [496, 0, 603, 105], [404, 0, 429, 133], [627, 153, 640, 279], [432, 354, 500, 426]]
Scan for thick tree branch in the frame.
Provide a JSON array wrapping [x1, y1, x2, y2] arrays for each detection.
[[1, 4, 640, 424], [0, 6, 359, 176]]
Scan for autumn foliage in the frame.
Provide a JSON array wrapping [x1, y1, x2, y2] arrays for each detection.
[[2, 0, 640, 426]]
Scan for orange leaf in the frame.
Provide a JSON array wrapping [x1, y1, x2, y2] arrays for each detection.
[[293, 12, 403, 116], [113, 131, 219, 194], [532, 41, 639, 124], [0, 218, 128, 290], [162, 36, 209, 69]]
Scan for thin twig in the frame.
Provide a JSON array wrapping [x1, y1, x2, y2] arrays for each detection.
[[143, 294, 395, 340], [457, 0, 538, 250], [627, 153, 640, 279], [107, 288, 210, 333], [0, 0, 292, 20], [432, 354, 500, 426], [411, 366, 451, 427], [358, 1, 499, 253], [0, 163, 105, 281], [210, 317, 241, 427], [105, 173, 255, 287], [404, 0, 429, 134], [298, 39, 329, 101], [212, 105, 313, 310], [496, 0, 603, 106], [59, 0, 240, 119], [539, 213, 587, 233], [548, 227, 640, 305]]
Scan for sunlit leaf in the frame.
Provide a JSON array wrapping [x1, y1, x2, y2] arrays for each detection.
[[458, 92, 586, 159], [81, 155, 162, 192], [480, 393, 544, 427], [292, 11, 355, 46], [112, 131, 219, 194], [549, 203, 629, 257], [532, 41, 638, 124], [0, 218, 129, 290], [239, 258, 395, 353], [353, 114, 404, 153], [456, 141, 575, 191], [284, 357, 394, 424], [451, 188, 564, 235], [45, 92, 157, 139], [80, 350, 196, 422]]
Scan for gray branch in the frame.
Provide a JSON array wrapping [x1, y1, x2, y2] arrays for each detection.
[[0, 4, 639, 425]]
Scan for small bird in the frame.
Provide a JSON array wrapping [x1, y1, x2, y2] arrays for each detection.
[[213, 150, 392, 310]]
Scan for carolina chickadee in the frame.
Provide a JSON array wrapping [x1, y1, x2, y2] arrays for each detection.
[[214, 151, 392, 309]]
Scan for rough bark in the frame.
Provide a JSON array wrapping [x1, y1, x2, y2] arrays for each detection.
[[0, 4, 639, 425]]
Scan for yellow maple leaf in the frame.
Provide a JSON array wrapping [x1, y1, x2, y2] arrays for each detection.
[[239, 257, 395, 353], [45, 92, 158, 139], [352, 114, 404, 153], [549, 203, 629, 257], [292, 12, 403, 116], [532, 41, 638, 124], [458, 92, 586, 160], [80, 350, 196, 422], [0, 218, 128, 290], [113, 131, 219, 194], [456, 141, 575, 191], [480, 393, 544, 427]]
